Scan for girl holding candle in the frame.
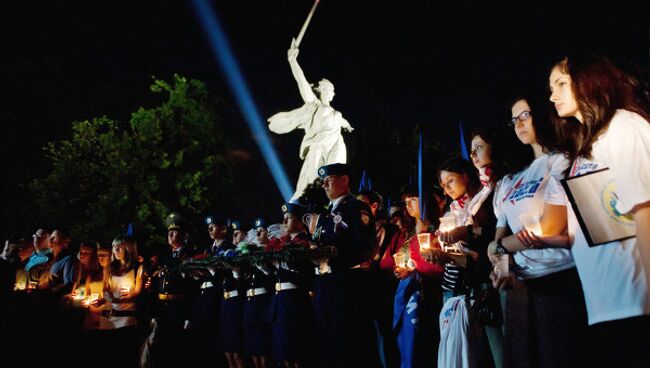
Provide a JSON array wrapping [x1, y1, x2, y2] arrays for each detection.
[[437, 157, 485, 303], [99, 236, 144, 367], [486, 92, 588, 367], [379, 185, 443, 368], [437, 152, 503, 367], [70, 241, 103, 329], [547, 54, 650, 366]]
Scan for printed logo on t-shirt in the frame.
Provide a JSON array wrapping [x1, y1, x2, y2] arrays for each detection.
[[601, 180, 635, 225], [570, 161, 600, 177], [502, 177, 544, 204]]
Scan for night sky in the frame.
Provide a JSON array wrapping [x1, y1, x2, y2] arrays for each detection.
[[2, 0, 649, 236]]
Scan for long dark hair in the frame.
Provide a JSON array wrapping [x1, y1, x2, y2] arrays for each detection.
[[400, 184, 440, 226], [505, 90, 558, 175], [437, 157, 482, 199], [550, 54, 650, 164]]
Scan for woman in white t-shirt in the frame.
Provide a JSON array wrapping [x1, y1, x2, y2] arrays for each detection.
[[487, 92, 588, 367], [548, 54, 650, 367], [99, 236, 144, 367]]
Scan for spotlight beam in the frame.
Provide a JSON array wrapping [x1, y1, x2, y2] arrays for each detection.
[[191, 0, 294, 202]]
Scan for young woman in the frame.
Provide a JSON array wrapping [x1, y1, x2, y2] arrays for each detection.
[[548, 54, 650, 366], [438, 154, 502, 368], [486, 93, 588, 367], [99, 236, 144, 367], [437, 158, 485, 301], [380, 185, 443, 368], [70, 241, 103, 331]]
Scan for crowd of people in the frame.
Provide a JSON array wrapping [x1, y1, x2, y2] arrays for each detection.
[[2, 53, 650, 368]]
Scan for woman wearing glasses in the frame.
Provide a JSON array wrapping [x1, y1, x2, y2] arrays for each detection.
[[486, 92, 588, 367], [548, 54, 650, 367]]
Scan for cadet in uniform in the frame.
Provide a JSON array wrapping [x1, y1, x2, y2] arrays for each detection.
[[243, 217, 273, 368], [311, 163, 380, 367], [187, 214, 233, 367], [219, 219, 246, 368], [150, 213, 199, 368], [268, 202, 315, 367]]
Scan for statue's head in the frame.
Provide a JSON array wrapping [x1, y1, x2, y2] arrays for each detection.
[[313, 78, 335, 104]]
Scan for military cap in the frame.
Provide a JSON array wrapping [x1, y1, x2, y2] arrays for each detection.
[[317, 163, 350, 178], [282, 203, 307, 217], [230, 220, 242, 231], [165, 212, 187, 231], [253, 218, 266, 229], [205, 214, 229, 226]]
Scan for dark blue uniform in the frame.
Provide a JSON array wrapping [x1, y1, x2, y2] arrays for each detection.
[[188, 240, 234, 365], [268, 232, 315, 363], [152, 244, 199, 368], [218, 270, 245, 353], [243, 267, 273, 356], [312, 194, 381, 367]]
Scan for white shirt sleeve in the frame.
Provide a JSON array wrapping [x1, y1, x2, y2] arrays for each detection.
[[547, 153, 570, 181], [599, 111, 650, 213], [493, 178, 508, 228], [544, 176, 568, 206]]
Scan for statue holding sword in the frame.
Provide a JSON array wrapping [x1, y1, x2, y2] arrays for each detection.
[[268, 0, 354, 200]]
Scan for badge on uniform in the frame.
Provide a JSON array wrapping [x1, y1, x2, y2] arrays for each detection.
[[333, 212, 348, 233]]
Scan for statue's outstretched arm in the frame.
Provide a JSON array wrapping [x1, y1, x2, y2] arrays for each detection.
[[288, 38, 317, 104], [340, 115, 354, 132]]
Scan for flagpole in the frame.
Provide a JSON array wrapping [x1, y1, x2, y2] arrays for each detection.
[[418, 130, 424, 220]]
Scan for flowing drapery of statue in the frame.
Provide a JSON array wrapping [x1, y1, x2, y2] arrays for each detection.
[[268, 39, 354, 200]]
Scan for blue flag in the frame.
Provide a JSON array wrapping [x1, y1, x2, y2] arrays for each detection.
[[358, 169, 369, 192], [459, 122, 470, 160], [393, 272, 420, 368], [126, 222, 133, 236], [418, 130, 424, 220]]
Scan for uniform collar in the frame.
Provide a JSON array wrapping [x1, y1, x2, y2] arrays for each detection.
[[329, 193, 350, 212]]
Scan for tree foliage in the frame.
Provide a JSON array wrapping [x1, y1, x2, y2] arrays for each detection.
[[30, 75, 236, 252]]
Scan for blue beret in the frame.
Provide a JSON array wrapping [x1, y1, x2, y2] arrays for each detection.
[[205, 214, 228, 226], [317, 163, 350, 178], [230, 220, 242, 231], [282, 203, 307, 217], [253, 218, 266, 229]]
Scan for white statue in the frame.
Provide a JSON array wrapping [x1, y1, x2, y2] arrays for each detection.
[[268, 39, 354, 200]]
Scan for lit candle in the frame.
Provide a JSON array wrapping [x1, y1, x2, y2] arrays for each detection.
[[417, 233, 431, 250], [72, 287, 85, 300]]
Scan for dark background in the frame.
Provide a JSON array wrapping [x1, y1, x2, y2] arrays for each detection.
[[2, 0, 649, 237]]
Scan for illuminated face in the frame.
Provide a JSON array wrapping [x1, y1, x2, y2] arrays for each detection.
[[549, 66, 581, 121], [440, 170, 469, 200], [48, 230, 67, 252], [208, 223, 227, 240], [283, 213, 303, 234], [113, 243, 126, 261], [511, 99, 537, 145], [167, 229, 184, 248], [404, 196, 420, 219], [321, 174, 348, 200], [470, 135, 492, 170], [78, 247, 95, 267], [32, 229, 50, 251], [232, 230, 244, 245], [98, 250, 111, 267]]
